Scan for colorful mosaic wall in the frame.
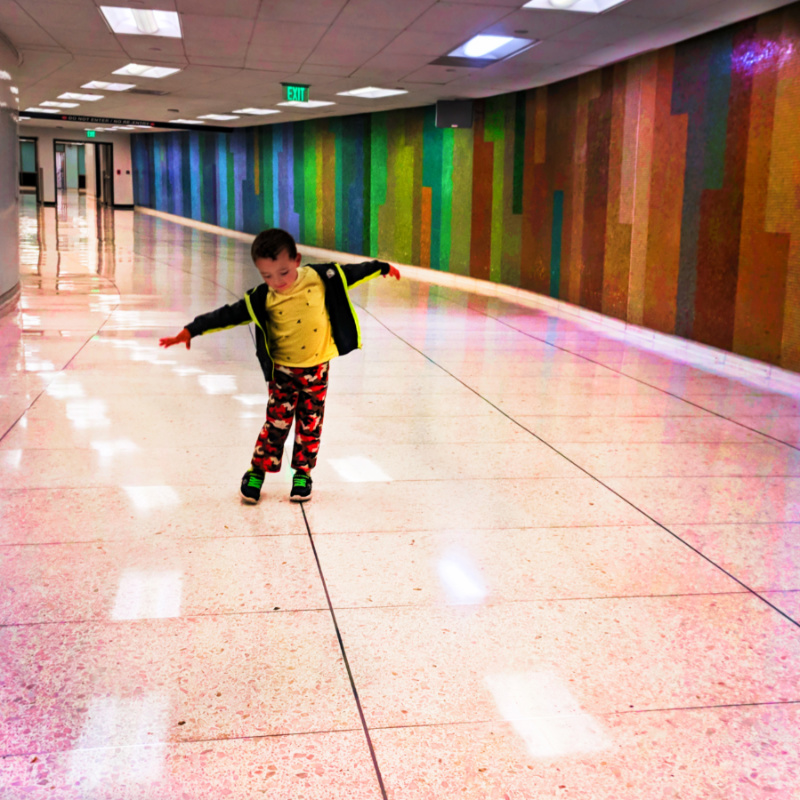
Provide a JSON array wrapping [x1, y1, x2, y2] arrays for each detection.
[[132, 5, 800, 371]]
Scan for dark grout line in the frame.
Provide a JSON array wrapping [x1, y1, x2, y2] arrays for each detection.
[[299, 504, 389, 800], [0, 607, 337, 629], [1, 590, 766, 630], [356, 303, 800, 633], [0, 725, 366, 761], [361, 697, 800, 735]]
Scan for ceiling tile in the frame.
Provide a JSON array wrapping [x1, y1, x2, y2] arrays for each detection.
[[14, 0, 104, 30], [407, 1, 513, 39], [249, 19, 328, 50], [244, 55, 304, 71], [353, 52, 432, 78], [0, 0, 35, 26], [402, 64, 468, 84], [305, 26, 399, 67], [257, 0, 348, 24], [509, 38, 607, 64], [567, 24, 703, 64], [615, 0, 723, 19], [295, 64, 354, 77], [118, 37, 187, 61], [13, 50, 76, 87], [334, 0, 437, 30], [175, 0, 259, 18], [382, 31, 467, 56], [316, 23, 399, 49], [0, 23, 61, 49], [187, 54, 247, 67], [91, 0, 178, 10], [684, 0, 795, 24], [481, 9, 588, 39], [181, 14, 255, 42], [554, 14, 664, 45]]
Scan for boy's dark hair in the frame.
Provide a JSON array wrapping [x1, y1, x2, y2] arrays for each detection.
[[251, 228, 297, 262]]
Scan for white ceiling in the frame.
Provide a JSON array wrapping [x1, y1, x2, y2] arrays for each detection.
[[1, 0, 795, 132]]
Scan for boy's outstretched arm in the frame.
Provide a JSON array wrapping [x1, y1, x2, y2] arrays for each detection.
[[342, 260, 400, 287], [159, 297, 252, 350], [159, 328, 192, 349]]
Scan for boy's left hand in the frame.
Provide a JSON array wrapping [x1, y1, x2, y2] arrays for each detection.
[[384, 265, 401, 280]]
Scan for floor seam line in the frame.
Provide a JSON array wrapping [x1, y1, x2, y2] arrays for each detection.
[[299, 504, 389, 800]]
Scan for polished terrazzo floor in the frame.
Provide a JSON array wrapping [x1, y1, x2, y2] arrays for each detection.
[[2, 192, 800, 798]]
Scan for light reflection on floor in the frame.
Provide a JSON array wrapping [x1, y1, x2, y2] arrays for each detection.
[[1, 193, 800, 798]]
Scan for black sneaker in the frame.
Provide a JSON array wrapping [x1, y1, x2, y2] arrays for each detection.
[[240, 469, 265, 503], [290, 472, 312, 502]]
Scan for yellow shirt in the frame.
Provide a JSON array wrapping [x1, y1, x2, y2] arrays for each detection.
[[266, 266, 338, 367]]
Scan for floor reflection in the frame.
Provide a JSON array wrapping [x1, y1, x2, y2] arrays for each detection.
[[20, 191, 120, 289]]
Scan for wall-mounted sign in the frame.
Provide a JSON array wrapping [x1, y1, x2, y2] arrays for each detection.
[[21, 111, 232, 133], [86, 130, 96, 137], [282, 83, 310, 103]]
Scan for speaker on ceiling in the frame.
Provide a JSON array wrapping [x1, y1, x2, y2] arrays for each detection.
[[435, 100, 473, 129]]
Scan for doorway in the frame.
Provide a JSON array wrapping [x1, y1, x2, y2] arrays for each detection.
[[52, 139, 114, 207], [53, 141, 87, 200], [19, 137, 40, 203], [95, 143, 114, 207]]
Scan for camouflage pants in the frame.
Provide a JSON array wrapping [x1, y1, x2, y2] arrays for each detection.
[[251, 362, 329, 475]]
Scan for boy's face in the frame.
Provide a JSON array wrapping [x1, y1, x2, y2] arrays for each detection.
[[255, 250, 301, 293]]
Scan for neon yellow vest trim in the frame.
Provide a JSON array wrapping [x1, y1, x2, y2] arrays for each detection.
[[244, 291, 272, 360], [334, 262, 363, 349]]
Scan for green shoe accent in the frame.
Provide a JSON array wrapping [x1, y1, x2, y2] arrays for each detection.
[[290, 471, 312, 502], [241, 469, 265, 503]]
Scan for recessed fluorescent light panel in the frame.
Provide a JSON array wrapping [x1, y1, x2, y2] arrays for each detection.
[[337, 87, 408, 99], [232, 108, 280, 115], [59, 92, 104, 101], [113, 64, 181, 79], [522, 0, 630, 12], [277, 100, 335, 109], [82, 81, 136, 91], [197, 114, 239, 120], [40, 101, 80, 108], [448, 35, 534, 61], [168, 119, 204, 124], [100, 7, 182, 37], [25, 107, 57, 113]]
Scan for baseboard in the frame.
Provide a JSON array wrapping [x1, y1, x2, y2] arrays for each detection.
[[133, 205, 800, 394]]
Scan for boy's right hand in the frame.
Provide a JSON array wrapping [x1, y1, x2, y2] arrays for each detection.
[[159, 328, 191, 349]]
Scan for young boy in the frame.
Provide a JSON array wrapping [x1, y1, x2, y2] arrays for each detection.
[[159, 228, 400, 503]]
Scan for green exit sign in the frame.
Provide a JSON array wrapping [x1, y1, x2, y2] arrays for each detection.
[[283, 83, 309, 103], [86, 130, 96, 138]]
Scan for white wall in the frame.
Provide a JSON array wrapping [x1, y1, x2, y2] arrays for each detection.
[[20, 125, 134, 205], [0, 34, 19, 311]]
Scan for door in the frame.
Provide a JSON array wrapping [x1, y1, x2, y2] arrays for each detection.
[[95, 143, 114, 207]]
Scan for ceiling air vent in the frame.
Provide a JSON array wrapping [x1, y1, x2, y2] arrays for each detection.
[[128, 88, 169, 96]]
